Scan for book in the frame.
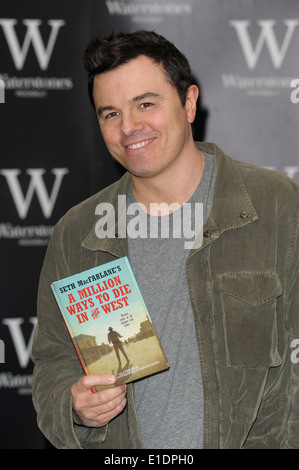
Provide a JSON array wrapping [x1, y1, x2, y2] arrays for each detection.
[[51, 256, 169, 391]]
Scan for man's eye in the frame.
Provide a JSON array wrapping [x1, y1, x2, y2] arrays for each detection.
[[105, 111, 119, 119], [140, 102, 153, 109]]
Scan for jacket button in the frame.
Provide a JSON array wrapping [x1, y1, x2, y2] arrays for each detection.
[[240, 210, 249, 219], [203, 229, 211, 238]]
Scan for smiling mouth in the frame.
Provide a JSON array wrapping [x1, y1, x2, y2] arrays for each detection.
[[125, 139, 154, 150]]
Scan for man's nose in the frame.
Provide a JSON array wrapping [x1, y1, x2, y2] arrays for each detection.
[[120, 110, 143, 136]]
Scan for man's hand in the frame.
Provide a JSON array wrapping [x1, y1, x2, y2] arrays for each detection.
[[71, 374, 127, 427]]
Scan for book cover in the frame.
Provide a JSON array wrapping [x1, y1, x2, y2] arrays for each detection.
[[51, 256, 169, 391]]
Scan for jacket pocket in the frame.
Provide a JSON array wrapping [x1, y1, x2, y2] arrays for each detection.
[[218, 272, 282, 367]]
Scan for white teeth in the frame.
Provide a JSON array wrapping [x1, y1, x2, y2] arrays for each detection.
[[127, 140, 150, 149]]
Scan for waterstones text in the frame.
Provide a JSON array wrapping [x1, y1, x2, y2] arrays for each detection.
[[94, 195, 203, 249]]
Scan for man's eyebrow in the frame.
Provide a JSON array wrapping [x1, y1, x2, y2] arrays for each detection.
[[132, 92, 162, 102], [97, 105, 114, 117], [97, 92, 162, 117]]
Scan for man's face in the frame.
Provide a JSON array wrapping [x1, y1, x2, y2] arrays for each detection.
[[93, 55, 197, 180]]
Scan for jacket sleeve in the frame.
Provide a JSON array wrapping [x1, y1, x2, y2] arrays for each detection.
[[244, 184, 299, 449], [31, 221, 108, 449]]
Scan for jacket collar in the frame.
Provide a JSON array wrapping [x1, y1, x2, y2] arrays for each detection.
[[82, 142, 258, 254], [195, 142, 258, 251], [82, 171, 132, 256]]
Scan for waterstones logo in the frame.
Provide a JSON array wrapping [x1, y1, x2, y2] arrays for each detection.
[[221, 74, 295, 97], [0, 317, 37, 395], [223, 20, 299, 97], [0, 167, 68, 246], [0, 223, 53, 246], [95, 195, 203, 249], [0, 19, 65, 70], [0, 168, 69, 219], [0, 373, 32, 395], [230, 20, 299, 70], [0, 18, 73, 98], [2, 317, 37, 369], [105, 1, 192, 23]]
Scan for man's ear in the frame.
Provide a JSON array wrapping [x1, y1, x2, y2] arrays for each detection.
[[185, 85, 199, 124]]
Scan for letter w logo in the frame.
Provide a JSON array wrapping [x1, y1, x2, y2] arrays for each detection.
[[0, 18, 65, 70], [230, 20, 299, 69], [2, 317, 37, 368], [0, 168, 69, 219]]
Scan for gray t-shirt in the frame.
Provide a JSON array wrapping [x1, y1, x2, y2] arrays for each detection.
[[127, 152, 216, 449]]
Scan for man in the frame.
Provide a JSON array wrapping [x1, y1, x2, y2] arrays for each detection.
[[32, 30, 299, 449], [107, 327, 129, 366]]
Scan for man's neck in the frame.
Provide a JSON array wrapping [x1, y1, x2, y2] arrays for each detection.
[[131, 145, 205, 216]]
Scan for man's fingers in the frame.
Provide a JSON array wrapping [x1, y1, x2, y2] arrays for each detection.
[[71, 375, 127, 427], [76, 374, 117, 393], [81, 389, 127, 422]]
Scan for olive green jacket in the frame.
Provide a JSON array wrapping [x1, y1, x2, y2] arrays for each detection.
[[31, 142, 299, 449]]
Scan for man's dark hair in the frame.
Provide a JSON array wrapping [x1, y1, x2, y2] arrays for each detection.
[[83, 30, 194, 109]]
